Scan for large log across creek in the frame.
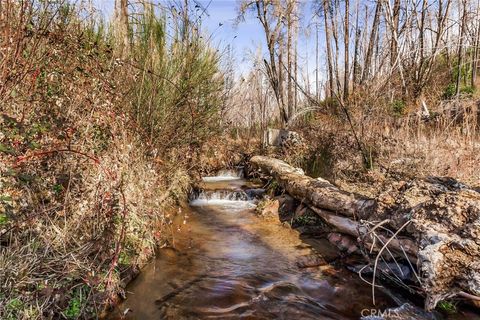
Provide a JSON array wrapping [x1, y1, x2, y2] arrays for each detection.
[[250, 155, 480, 310]]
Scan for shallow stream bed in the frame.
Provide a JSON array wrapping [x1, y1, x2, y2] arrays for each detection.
[[107, 172, 477, 319]]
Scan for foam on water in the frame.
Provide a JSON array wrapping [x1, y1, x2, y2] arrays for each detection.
[[201, 168, 244, 182], [189, 190, 256, 209]]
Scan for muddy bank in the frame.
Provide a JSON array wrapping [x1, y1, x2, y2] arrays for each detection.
[[250, 156, 480, 314]]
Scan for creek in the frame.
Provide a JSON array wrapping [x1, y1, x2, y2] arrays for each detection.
[[107, 170, 457, 319]]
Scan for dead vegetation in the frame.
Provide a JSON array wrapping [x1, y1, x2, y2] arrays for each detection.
[[274, 96, 480, 194], [0, 1, 226, 318]]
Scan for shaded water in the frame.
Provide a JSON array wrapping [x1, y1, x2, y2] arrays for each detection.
[[108, 172, 398, 319]]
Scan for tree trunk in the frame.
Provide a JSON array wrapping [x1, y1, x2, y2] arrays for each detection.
[[331, 0, 342, 95], [293, 2, 298, 113], [287, 1, 293, 120], [250, 155, 480, 311], [309, 206, 418, 262], [250, 155, 376, 218], [456, 0, 467, 97], [390, 0, 400, 67], [361, 0, 381, 83], [316, 19, 320, 99], [352, 0, 360, 91], [344, 0, 350, 100], [415, 0, 427, 97], [323, 0, 334, 98], [114, 0, 130, 59], [472, 0, 480, 88]]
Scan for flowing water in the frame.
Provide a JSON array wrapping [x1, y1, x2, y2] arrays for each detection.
[[108, 170, 401, 319]]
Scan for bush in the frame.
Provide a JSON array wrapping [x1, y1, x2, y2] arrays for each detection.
[[127, 7, 223, 155], [391, 99, 407, 115], [443, 83, 457, 99], [443, 83, 476, 99], [0, 2, 222, 318]]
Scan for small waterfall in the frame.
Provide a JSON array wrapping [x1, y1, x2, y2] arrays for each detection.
[[202, 167, 244, 182], [189, 189, 256, 208]]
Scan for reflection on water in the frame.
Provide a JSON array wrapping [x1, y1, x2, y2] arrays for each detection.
[[108, 178, 395, 319]]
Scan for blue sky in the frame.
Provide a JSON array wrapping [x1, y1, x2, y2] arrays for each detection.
[[192, 1, 320, 80], [93, 1, 321, 79]]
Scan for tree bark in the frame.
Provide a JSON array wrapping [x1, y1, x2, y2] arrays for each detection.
[[331, 0, 342, 95], [323, 0, 334, 98], [316, 19, 320, 99], [472, 0, 480, 88], [287, 0, 293, 119], [309, 206, 418, 262], [250, 155, 480, 310], [352, 0, 360, 91], [250, 155, 376, 218], [361, 0, 381, 83], [293, 1, 298, 113], [114, 0, 130, 59], [344, 0, 350, 100], [415, 0, 427, 97], [456, 0, 467, 97], [390, 0, 400, 67]]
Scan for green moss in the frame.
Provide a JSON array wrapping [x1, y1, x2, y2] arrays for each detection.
[[436, 300, 457, 314]]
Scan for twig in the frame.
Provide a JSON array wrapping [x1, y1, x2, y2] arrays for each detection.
[[458, 291, 480, 301], [372, 220, 411, 305], [15, 148, 99, 166]]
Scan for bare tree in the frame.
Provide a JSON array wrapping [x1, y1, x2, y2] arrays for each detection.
[[323, 0, 335, 98], [315, 13, 320, 99], [114, 0, 130, 59], [472, 0, 480, 88], [456, 0, 468, 96], [362, 0, 381, 83], [287, 0, 296, 119], [390, 0, 400, 67], [352, 0, 361, 91], [239, 0, 289, 125], [344, 0, 350, 100]]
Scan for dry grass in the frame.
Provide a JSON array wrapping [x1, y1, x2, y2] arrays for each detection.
[[0, 2, 219, 319], [283, 97, 480, 194]]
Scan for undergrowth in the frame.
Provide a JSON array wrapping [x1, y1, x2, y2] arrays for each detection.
[[0, 1, 226, 318], [279, 96, 480, 196]]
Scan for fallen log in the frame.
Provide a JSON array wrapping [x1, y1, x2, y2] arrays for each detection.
[[250, 156, 480, 311], [250, 155, 376, 219]]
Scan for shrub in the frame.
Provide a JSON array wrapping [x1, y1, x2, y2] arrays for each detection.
[[443, 83, 457, 99], [391, 99, 407, 115], [0, 2, 222, 318]]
